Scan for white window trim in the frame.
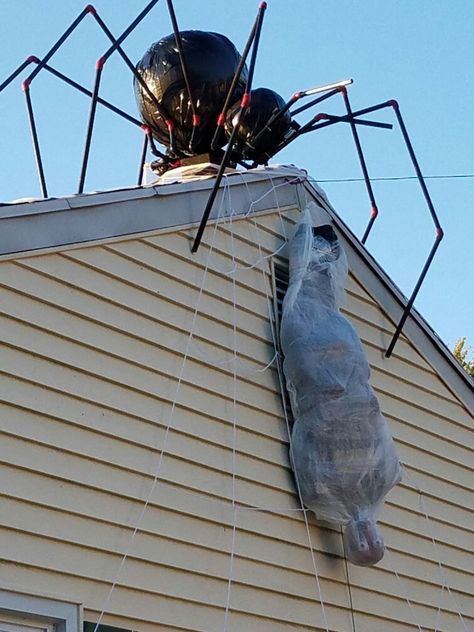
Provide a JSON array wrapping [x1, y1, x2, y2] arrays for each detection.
[[0, 591, 81, 632], [0, 613, 55, 632]]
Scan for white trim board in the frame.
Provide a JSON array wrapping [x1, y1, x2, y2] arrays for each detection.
[[0, 591, 81, 632]]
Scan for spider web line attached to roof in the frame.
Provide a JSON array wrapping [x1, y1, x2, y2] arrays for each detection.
[[90, 173, 464, 632]]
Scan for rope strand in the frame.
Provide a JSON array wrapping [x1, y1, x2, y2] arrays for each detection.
[[384, 546, 425, 632], [90, 171, 468, 632], [92, 170, 229, 632], [403, 469, 469, 632], [223, 182, 239, 631], [310, 173, 474, 183], [246, 187, 331, 632]]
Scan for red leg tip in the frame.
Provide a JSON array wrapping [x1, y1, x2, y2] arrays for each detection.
[[241, 92, 251, 108]]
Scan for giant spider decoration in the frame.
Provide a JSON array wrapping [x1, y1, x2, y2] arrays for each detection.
[[0, 0, 443, 356]]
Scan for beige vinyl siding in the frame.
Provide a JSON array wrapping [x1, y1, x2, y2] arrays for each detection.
[[0, 205, 472, 632]]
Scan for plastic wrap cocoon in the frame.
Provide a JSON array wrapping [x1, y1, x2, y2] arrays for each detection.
[[135, 31, 248, 155], [280, 205, 401, 566]]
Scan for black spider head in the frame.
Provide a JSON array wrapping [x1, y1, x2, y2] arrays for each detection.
[[224, 87, 292, 163]]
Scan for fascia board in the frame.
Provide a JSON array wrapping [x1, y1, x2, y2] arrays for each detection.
[[0, 169, 301, 258]]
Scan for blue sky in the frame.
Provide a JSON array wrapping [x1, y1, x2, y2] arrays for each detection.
[[0, 0, 473, 353]]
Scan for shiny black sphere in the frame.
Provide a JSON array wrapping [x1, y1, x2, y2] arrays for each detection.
[[224, 88, 292, 163], [135, 31, 248, 155]]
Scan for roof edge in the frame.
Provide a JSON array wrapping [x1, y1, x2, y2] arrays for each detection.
[[304, 180, 474, 409], [0, 166, 303, 259]]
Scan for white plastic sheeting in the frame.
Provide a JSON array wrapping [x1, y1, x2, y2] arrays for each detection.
[[280, 204, 401, 566]]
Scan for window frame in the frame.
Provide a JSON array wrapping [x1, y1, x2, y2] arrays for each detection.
[[0, 591, 81, 632], [271, 256, 294, 427]]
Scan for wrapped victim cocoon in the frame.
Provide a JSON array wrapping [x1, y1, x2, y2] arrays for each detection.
[[280, 204, 401, 566]]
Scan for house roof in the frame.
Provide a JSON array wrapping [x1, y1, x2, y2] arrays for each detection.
[[1, 164, 472, 408], [0, 165, 302, 258]]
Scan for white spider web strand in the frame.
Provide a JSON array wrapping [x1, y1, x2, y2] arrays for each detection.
[[92, 176, 229, 632], [223, 191, 239, 631], [250, 179, 469, 632], [219, 171, 469, 632], [135, 475, 309, 514], [266, 295, 331, 632], [238, 171, 290, 245], [240, 172, 306, 219], [403, 470, 470, 632], [384, 546, 425, 632], [212, 172, 303, 276], [434, 585, 445, 632], [419, 501, 469, 632], [185, 172, 304, 375], [188, 339, 278, 375], [245, 188, 331, 632]]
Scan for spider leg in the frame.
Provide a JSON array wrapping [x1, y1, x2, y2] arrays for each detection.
[[192, 1, 267, 254], [310, 114, 393, 130], [23, 83, 47, 198], [210, 7, 261, 152], [3, 4, 168, 197], [137, 133, 149, 185], [289, 87, 340, 117], [166, 0, 200, 154], [14, 4, 96, 200], [80, 3, 173, 193], [385, 101, 444, 357], [253, 78, 353, 149], [280, 92, 444, 358], [25, 6, 94, 84], [338, 86, 380, 244], [0, 56, 45, 198], [0, 56, 39, 93]]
